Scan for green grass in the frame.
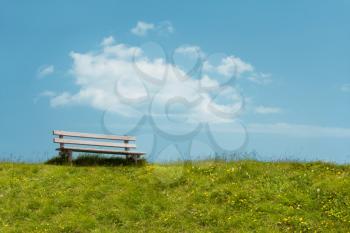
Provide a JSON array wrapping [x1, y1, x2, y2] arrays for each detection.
[[0, 160, 349, 232]]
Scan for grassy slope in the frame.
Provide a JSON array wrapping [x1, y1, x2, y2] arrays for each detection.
[[0, 161, 349, 233]]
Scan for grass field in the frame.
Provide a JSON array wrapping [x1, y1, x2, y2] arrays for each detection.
[[0, 159, 349, 232]]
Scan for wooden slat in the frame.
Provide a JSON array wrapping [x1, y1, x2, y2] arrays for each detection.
[[54, 138, 136, 149], [53, 130, 136, 141], [57, 147, 145, 156]]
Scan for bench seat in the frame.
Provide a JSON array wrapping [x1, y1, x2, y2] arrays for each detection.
[[57, 147, 145, 156]]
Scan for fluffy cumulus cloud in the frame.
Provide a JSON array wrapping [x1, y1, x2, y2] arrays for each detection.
[[131, 21, 155, 36], [202, 55, 254, 81], [131, 21, 174, 36], [174, 45, 204, 58], [100, 36, 115, 46], [37, 65, 54, 78], [216, 56, 254, 77], [49, 36, 257, 123]]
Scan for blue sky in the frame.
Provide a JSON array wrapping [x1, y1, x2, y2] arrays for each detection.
[[1, 0, 350, 163]]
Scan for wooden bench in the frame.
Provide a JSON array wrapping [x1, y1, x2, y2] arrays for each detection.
[[53, 130, 145, 163]]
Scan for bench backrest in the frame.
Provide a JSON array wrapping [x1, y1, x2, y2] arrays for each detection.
[[53, 130, 137, 151]]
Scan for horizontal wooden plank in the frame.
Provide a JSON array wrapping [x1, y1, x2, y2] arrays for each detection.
[[53, 130, 136, 141], [57, 147, 145, 156], [54, 138, 136, 149]]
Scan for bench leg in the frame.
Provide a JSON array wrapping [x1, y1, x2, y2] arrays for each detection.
[[125, 155, 138, 165], [59, 151, 65, 160], [67, 150, 72, 164], [59, 150, 73, 165], [125, 155, 132, 163], [133, 155, 141, 165]]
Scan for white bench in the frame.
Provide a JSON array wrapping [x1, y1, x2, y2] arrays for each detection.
[[53, 130, 145, 163]]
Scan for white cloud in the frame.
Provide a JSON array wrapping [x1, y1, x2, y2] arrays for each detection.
[[200, 74, 220, 89], [40, 90, 56, 97], [341, 83, 350, 92], [50, 92, 72, 107], [131, 21, 155, 36], [217, 56, 254, 77], [254, 105, 282, 114], [33, 90, 56, 103], [37, 65, 54, 78], [247, 123, 350, 138], [131, 21, 174, 36], [100, 36, 115, 46], [50, 37, 252, 123], [174, 45, 204, 58], [102, 43, 142, 58], [157, 21, 174, 34], [199, 54, 255, 90], [248, 73, 272, 85]]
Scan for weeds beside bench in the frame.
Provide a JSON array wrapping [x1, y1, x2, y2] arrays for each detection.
[[53, 130, 145, 164]]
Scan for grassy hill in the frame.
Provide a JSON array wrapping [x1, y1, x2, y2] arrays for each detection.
[[0, 160, 349, 232]]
